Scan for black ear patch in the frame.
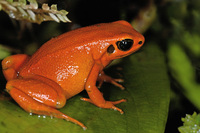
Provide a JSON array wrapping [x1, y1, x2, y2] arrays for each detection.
[[116, 39, 133, 51], [107, 45, 115, 54]]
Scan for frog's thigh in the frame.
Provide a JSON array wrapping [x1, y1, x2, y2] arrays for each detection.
[[8, 87, 62, 115], [6, 76, 87, 129], [6, 75, 66, 109]]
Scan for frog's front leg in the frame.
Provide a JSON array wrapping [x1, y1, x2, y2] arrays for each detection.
[[81, 63, 126, 114], [6, 75, 86, 129], [97, 71, 125, 90]]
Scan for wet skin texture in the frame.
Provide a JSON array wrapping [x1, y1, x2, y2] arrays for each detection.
[[2, 20, 145, 129]]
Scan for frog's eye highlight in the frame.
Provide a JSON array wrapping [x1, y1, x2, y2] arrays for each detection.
[[107, 45, 115, 54], [116, 39, 133, 51]]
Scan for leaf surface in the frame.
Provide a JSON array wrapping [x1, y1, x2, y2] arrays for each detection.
[[0, 42, 170, 133]]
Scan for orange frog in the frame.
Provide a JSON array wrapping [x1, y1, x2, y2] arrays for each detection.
[[2, 20, 144, 129]]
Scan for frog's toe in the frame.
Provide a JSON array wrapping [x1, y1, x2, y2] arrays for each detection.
[[81, 97, 126, 114], [110, 79, 125, 90], [97, 71, 125, 90]]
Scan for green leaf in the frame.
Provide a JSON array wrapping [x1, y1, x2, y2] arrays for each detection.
[[182, 32, 200, 57], [0, 45, 11, 60], [167, 42, 200, 109], [121, 43, 170, 133], [178, 112, 200, 133], [0, 42, 170, 133]]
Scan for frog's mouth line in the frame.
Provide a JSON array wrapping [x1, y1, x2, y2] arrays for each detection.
[[116, 47, 141, 58]]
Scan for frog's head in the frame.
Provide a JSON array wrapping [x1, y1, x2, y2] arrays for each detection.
[[100, 20, 145, 66]]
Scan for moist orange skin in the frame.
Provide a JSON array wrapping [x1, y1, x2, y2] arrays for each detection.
[[2, 20, 145, 129]]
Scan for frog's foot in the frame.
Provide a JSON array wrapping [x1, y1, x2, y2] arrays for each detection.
[[97, 71, 125, 90], [6, 76, 87, 130], [81, 98, 126, 114], [2, 54, 30, 81]]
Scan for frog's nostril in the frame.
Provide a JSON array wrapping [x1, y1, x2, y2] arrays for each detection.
[[138, 41, 143, 45]]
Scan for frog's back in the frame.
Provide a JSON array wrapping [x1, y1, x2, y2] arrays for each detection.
[[20, 20, 138, 74], [33, 20, 137, 59]]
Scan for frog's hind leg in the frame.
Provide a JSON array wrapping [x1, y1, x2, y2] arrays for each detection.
[[6, 76, 87, 130], [2, 54, 30, 81]]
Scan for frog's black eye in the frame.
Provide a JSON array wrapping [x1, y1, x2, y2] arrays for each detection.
[[116, 39, 133, 51], [107, 44, 115, 54]]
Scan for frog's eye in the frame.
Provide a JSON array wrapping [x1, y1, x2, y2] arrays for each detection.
[[116, 39, 133, 51]]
